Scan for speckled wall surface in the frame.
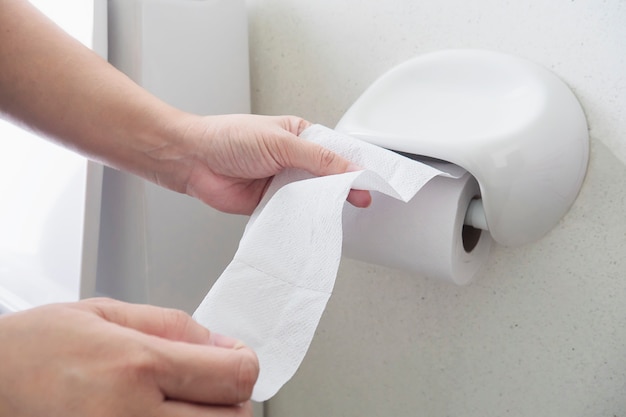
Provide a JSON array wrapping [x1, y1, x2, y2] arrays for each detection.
[[245, 0, 626, 415]]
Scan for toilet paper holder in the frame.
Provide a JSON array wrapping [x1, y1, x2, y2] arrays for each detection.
[[336, 49, 589, 247]]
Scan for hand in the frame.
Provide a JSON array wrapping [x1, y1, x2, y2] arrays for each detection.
[[0, 298, 259, 417], [175, 114, 372, 214], [0, 2, 369, 217]]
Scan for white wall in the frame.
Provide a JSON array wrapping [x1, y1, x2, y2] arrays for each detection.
[[245, 0, 626, 415]]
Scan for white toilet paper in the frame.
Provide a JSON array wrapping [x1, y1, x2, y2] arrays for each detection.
[[343, 172, 492, 285], [193, 125, 489, 401]]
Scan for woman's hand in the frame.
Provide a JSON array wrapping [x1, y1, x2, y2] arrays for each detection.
[[175, 113, 372, 214], [0, 298, 259, 417], [0, 1, 369, 217]]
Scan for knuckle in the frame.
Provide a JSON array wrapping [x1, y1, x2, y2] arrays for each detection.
[[297, 118, 311, 135], [163, 308, 190, 326], [79, 297, 123, 321], [121, 343, 159, 381], [285, 116, 308, 135], [317, 146, 337, 172], [161, 308, 193, 340], [82, 296, 118, 305]]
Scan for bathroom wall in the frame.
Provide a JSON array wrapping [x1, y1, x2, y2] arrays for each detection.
[[244, 0, 626, 415]]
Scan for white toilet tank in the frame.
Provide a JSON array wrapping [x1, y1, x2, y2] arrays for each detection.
[[96, 0, 251, 313]]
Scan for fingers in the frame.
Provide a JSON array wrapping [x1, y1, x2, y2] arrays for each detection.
[[271, 115, 347, 177], [82, 298, 226, 346], [347, 189, 372, 208], [284, 138, 353, 177], [82, 298, 259, 405], [286, 139, 372, 208], [277, 115, 311, 135], [158, 400, 253, 417], [274, 123, 373, 208], [152, 341, 259, 405]]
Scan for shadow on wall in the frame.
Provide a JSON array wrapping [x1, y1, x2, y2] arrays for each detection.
[[246, 1, 412, 125]]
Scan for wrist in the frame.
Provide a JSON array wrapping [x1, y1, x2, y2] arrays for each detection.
[[131, 108, 201, 194]]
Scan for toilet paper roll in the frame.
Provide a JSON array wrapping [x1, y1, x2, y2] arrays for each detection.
[[193, 125, 490, 402], [343, 172, 492, 285]]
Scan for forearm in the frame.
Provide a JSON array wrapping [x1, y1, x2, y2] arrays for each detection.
[[0, 0, 371, 213], [0, 0, 194, 189]]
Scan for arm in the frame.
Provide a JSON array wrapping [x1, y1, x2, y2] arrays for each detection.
[[0, 0, 371, 214], [0, 1, 370, 415], [0, 0, 184, 183]]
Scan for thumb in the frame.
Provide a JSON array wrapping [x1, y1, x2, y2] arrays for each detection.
[[289, 139, 359, 177], [280, 137, 372, 208]]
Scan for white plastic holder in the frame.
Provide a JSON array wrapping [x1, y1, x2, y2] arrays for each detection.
[[336, 49, 589, 247]]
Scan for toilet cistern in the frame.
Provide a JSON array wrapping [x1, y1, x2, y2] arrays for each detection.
[[336, 49, 589, 247]]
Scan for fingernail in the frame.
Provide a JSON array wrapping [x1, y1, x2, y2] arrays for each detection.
[[347, 163, 364, 172], [209, 332, 247, 349], [348, 189, 372, 208]]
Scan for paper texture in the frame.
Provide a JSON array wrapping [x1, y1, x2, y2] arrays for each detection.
[[193, 124, 487, 401]]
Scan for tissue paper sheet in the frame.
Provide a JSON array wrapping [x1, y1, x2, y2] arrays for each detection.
[[193, 125, 446, 401]]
